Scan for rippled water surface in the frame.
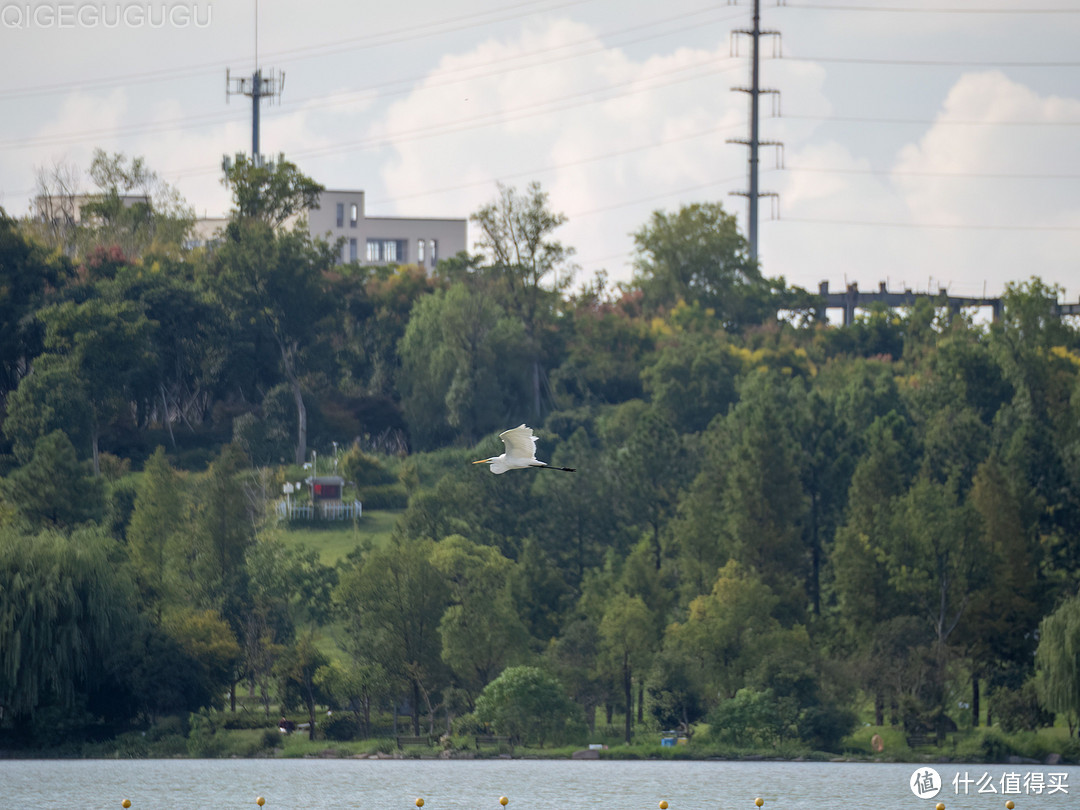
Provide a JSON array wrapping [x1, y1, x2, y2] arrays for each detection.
[[1, 758, 1076, 809]]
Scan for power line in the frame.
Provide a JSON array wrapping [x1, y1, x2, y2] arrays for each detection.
[[568, 173, 748, 218], [367, 120, 748, 208], [165, 56, 743, 181], [776, 217, 1080, 231], [781, 113, 1080, 126], [786, 55, 1080, 67], [785, 164, 1080, 180], [0, 5, 742, 150], [0, 0, 601, 100], [780, 3, 1080, 13]]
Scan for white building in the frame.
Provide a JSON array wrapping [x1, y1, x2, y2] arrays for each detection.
[[308, 189, 467, 268], [187, 189, 467, 267], [185, 216, 230, 250]]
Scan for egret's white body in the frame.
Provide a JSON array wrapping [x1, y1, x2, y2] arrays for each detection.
[[472, 424, 576, 474]]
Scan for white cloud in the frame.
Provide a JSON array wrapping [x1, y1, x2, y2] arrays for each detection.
[[370, 18, 756, 286]]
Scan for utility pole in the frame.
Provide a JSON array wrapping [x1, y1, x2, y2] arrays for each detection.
[[728, 0, 783, 263], [225, 0, 284, 167]]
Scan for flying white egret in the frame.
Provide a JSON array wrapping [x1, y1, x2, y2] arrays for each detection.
[[472, 424, 576, 474]]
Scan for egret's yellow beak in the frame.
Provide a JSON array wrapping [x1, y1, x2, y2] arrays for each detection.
[[472, 459, 488, 464]]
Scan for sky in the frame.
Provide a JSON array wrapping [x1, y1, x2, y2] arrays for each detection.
[[1, 0, 1078, 304]]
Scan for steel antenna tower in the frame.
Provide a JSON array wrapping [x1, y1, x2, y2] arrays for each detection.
[[728, 0, 783, 263], [225, 0, 285, 167]]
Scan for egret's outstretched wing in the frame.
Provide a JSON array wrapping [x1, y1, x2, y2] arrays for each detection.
[[499, 424, 538, 462]]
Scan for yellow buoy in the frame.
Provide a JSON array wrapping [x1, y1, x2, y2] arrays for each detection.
[[416, 799, 425, 808], [755, 800, 764, 808], [121, 801, 131, 809], [1006, 803, 1015, 810], [256, 798, 265, 807], [660, 802, 668, 809], [500, 799, 509, 807], [936, 803, 945, 810]]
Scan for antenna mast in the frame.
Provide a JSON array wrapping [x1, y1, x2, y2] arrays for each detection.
[[225, 0, 285, 167]]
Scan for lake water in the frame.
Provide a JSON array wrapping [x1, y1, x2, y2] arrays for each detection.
[[0, 758, 1076, 810]]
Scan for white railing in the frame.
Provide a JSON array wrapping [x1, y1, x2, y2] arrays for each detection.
[[276, 500, 362, 521]]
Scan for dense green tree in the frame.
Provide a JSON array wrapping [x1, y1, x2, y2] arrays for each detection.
[[473, 665, 580, 747], [817, 304, 905, 359], [246, 536, 338, 631], [431, 535, 530, 699], [532, 427, 626, 591], [275, 632, 330, 740], [314, 658, 389, 739], [36, 297, 157, 473], [960, 455, 1045, 725], [831, 412, 917, 633], [2, 355, 93, 465], [222, 153, 325, 230], [127, 446, 186, 614], [0, 210, 68, 406], [108, 264, 225, 445], [471, 181, 575, 419], [182, 444, 256, 702], [161, 607, 242, 711], [718, 372, 808, 621], [545, 616, 606, 732], [1, 430, 103, 530], [338, 262, 442, 403], [641, 332, 743, 434], [121, 621, 217, 720], [630, 202, 802, 328], [663, 561, 781, 711], [615, 410, 686, 571], [886, 475, 989, 736], [830, 411, 918, 724], [789, 382, 853, 616], [551, 276, 652, 406], [397, 282, 529, 448], [205, 221, 337, 464], [598, 592, 654, 744], [336, 536, 449, 735]]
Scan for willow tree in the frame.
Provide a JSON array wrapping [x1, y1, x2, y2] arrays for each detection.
[[1035, 594, 1080, 736], [0, 526, 138, 725]]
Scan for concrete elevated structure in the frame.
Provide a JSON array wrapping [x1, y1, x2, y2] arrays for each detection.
[[817, 281, 1002, 325], [816, 281, 1080, 325]]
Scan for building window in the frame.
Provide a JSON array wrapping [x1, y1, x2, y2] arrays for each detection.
[[429, 239, 438, 266], [365, 239, 409, 263], [336, 203, 344, 228], [349, 238, 358, 262], [417, 239, 425, 263], [350, 204, 358, 227]]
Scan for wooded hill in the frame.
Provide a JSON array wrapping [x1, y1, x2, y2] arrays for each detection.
[[1, 153, 1079, 752]]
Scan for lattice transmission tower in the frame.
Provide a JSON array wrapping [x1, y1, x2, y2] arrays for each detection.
[[728, 0, 783, 263]]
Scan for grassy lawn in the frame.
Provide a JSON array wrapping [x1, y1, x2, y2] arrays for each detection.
[[277, 509, 401, 564]]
